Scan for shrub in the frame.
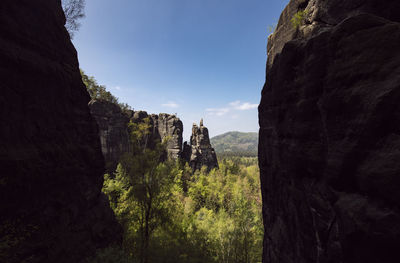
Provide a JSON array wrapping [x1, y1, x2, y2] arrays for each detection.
[[291, 10, 308, 29]]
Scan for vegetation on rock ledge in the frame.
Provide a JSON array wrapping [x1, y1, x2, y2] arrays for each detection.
[[81, 70, 132, 113], [291, 10, 308, 29]]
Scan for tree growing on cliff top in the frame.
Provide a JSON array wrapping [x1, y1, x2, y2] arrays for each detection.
[[62, 0, 86, 38], [81, 69, 132, 113], [81, 69, 118, 104]]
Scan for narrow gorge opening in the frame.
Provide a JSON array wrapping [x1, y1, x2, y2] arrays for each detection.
[[83, 62, 262, 263], [66, 0, 276, 262], [3, 0, 400, 262]]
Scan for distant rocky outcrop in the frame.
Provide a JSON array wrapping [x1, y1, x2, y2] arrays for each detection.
[[259, 0, 400, 262], [89, 100, 131, 172], [0, 1, 121, 262], [183, 119, 218, 171], [150, 113, 183, 160], [89, 103, 218, 171], [90, 107, 183, 167], [131, 111, 183, 160]]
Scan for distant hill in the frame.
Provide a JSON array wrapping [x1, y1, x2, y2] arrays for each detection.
[[211, 131, 258, 156]]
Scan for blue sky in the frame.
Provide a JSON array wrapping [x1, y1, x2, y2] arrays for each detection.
[[73, 0, 289, 140]]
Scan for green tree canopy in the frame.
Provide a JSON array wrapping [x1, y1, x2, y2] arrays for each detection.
[[81, 69, 132, 112], [101, 119, 263, 263]]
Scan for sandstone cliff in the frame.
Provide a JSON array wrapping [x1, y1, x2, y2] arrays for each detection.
[[89, 106, 184, 169], [0, 1, 121, 262], [131, 111, 183, 160], [89, 105, 220, 171], [89, 100, 131, 172], [259, 0, 400, 262], [182, 120, 219, 171], [150, 113, 183, 160]]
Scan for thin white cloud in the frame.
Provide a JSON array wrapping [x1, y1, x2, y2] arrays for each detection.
[[229, 100, 241, 107], [236, 102, 258, 110], [206, 101, 257, 117], [114, 86, 121, 90], [206, 107, 230, 116], [162, 101, 179, 108]]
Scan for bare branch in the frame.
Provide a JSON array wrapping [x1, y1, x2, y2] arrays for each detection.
[[61, 0, 86, 39]]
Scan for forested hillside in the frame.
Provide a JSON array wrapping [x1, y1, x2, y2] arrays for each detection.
[[89, 118, 263, 263], [211, 132, 258, 156]]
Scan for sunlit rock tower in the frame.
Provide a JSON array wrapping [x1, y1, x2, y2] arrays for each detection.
[[89, 107, 184, 170], [131, 111, 183, 160], [150, 113, 183, 160], [182, 119, 218, 171]]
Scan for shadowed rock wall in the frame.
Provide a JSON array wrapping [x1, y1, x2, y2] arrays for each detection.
[[259, 0, 400, 262], [89, 100, 131, 172], [0, 1, 121, 262]]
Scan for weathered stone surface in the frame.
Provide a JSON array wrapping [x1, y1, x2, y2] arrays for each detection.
[[89, 108, 183, 166], [0, 1, 121, 262], [183, 120, 218, 171], [131, 111, 183, 160], [89, 100, 130, 172], [151, 113, 183, 159], [259, 0, 400, 262]]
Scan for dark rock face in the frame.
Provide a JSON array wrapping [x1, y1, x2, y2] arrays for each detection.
[[131, 111, 183, 160], [183, 120, 218, 171], [89, 100, 130, 172], [259, 1, 400, 263], [0, 1, 121, 262]]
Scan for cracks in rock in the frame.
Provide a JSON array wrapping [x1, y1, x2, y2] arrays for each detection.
[[313, 18, 336, 27], [303, 179, 323, 262], [324, 214, 337, 249]]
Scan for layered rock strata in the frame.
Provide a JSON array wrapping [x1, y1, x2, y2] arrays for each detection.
[[182, 119, 218, 171], [89, 100, 131, 172], [89, 107, 184, 169], [0, 1, 121, 262], [131, 111, 183, 159], [259, 0, 400, 262], [150, 113, 183, 160], [90, 107, 220, 171]]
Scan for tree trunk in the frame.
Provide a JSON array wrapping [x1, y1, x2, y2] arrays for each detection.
[[143, 194, 152, 263]]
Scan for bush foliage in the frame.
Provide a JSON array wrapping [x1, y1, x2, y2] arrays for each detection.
[[81, 70, 132, 113], [291, 10, 308, 29], [100, 119, 263, 263]]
